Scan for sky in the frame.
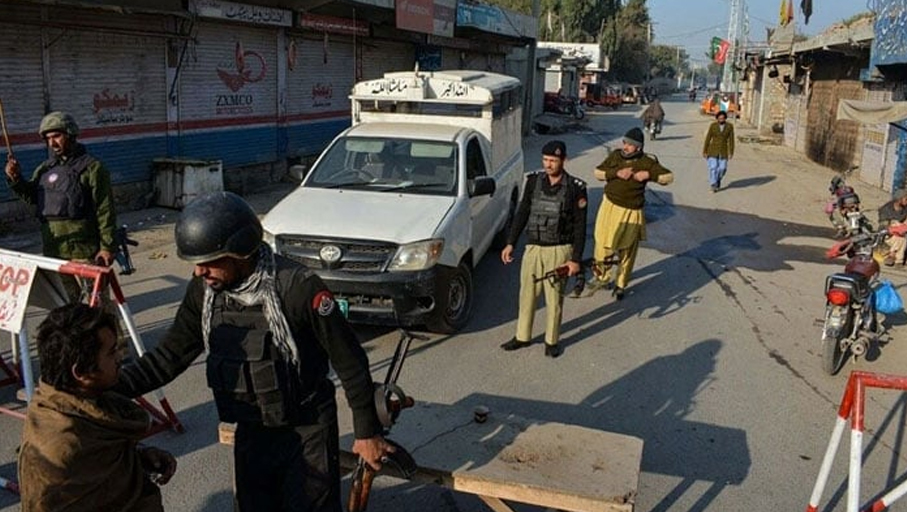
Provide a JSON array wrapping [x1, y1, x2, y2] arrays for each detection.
[[647, 0, 871, 66]]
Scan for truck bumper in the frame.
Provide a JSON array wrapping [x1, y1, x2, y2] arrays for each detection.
[[319, 268, 440, 327]]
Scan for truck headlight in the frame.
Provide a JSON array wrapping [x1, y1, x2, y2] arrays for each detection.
[[388, 239, 444, 271], [263, 229, 277, 250]]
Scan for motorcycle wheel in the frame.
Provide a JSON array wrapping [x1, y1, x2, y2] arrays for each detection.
[[822, 305, 852, 375]]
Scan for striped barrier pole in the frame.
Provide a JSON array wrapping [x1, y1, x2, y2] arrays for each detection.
[[806, 372, 857, 512], [848, 377, 865, 512]]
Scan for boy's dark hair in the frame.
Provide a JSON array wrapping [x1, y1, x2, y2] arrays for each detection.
[[36, 304, 118, 391]]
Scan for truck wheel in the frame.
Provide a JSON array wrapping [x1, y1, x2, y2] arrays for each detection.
[[426, 263, 473, 334], [491, 193, 518, 250]]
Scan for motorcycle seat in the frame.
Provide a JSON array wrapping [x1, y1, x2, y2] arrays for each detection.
[[827, 272, 872, 300]]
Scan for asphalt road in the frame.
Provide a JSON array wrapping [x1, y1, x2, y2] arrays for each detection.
[[3, 96, 907, 511]]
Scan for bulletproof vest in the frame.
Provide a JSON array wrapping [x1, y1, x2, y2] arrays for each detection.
[[205, 295, 315, 426], [36, 151, 95, 221], [526, 175, 568, 245]]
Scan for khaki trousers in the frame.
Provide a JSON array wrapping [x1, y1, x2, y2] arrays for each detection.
[[516, 244, 572, 345], [595, 241, 639, 290]]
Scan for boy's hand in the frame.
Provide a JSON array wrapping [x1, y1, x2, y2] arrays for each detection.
[[5, 157, 20, 182], [139, 446, 177, 485]]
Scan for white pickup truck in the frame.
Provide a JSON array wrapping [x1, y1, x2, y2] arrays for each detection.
[[262, 70, 524, 333]]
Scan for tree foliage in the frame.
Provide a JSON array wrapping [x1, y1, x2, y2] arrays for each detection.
[[485, 0, 693, 83]]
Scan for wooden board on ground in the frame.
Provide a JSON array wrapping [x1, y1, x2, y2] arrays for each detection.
[[220, 401, 643, 512]]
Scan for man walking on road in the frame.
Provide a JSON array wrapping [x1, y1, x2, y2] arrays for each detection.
[[114, 192, 393, 511], [4, 111, 117, 302], [702, 110, 735, 192], [588, 128, 674, 300], [500, 141, 588, 358]]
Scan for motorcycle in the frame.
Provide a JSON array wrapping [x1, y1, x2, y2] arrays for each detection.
[[645, 119, 662, 140], [543, 93, 585, 120], [824, 167, 861, 238], [821, 221, 907, 375]]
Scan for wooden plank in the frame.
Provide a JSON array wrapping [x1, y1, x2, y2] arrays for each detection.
[[219, 400, 642, 512], [477, 495, 517, 512]]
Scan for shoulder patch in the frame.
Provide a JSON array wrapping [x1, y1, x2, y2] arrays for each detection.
[[578, 197, 588, 209], [312, 290, 336, 316]]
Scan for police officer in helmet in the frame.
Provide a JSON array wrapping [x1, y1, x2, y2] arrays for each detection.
[[114, 192, 392, 511], [5, 111, 117, 302], [500, 140, 588, 358]]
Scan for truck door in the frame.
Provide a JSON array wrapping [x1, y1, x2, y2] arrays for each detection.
[[465, 137, 496, 257]]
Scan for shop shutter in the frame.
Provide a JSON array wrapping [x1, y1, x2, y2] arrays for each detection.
[[0, 5, 49, 199], [177, 21, 278, 168], [45, 8, 168, 184], [286, 36, 355, 157], [361, 40, 414, 80]]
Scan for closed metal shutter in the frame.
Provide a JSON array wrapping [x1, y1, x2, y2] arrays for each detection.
[[0, 5, 49, 199], [361, 40, 414, 80], [177, 21, 278, 167], [43, 8, 168, 184], [286, 36, 354, 157]]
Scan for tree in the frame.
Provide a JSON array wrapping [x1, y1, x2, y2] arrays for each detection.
[[601, 0, 650, 83], [649, 45, 689, 78]]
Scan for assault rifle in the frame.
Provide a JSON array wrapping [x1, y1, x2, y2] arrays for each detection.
[[347, 329, 421, 512], [532, 255, 619, 285], [113, 225, 138, 275]]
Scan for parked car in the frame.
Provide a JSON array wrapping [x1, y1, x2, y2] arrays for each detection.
[[701, 91, 741, 117]]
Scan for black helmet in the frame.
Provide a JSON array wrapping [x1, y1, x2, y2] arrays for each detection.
[[175, 192, 262, 263]]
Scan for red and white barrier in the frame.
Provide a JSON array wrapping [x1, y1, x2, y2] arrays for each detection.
[[806, 371, 907, 512], [0, 249, 183, 435]]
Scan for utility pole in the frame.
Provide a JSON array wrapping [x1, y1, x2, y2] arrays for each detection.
[[646, 21, 652, 85], [721, 0, 742, 92]]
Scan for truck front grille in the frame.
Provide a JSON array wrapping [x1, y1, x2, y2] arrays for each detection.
[[278, 236, 397, 273]]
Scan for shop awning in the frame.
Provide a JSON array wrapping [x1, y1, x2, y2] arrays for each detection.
[[837, 99, 907, 124]]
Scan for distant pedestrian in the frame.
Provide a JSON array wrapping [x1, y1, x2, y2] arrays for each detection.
[[500, 140, 587, 358], [702, 110, 735, 192]]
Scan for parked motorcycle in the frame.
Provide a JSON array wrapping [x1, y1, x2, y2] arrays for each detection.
[[824, 167, 861, 238], [543, 93, 585, 119], [821, 221, 907, 375]]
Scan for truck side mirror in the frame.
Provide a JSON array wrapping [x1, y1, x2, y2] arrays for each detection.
[[469, 176, 496, 197]]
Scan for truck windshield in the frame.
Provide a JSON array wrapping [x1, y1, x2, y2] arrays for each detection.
[[305, 137, 458, 196]]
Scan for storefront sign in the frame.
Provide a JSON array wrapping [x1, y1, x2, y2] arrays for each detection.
[[215, 40, 267, 115], [299, 13, 368, 37], [190, 0, 292, 27], [0, 257, 37, 333], [396, 0, 434, 35], [396, 0, 455, 37], [456, 3, 536, 39], [92, 88, 136, 125]]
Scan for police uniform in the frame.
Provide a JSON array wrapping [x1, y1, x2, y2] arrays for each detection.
[[505, 141, 587, 350], [7, 113, 116, 302], [115, 255, 381, 512], [592, 128, 673, 296]]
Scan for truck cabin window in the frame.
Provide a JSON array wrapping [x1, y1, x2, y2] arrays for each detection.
[[306, 138, 458, 196]]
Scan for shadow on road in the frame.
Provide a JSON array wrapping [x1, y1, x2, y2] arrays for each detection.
[[353, 338, 749, 512], [722, 176, 777, 190]]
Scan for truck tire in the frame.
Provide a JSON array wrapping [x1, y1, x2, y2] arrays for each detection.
[[491, 193, 518, 250], [426, 262, 473, 334]]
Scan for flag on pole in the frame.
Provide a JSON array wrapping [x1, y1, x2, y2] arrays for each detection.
[[801, 0, 813, 25], [711, 37, 731, 65], [779, 0, 794, 26]]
